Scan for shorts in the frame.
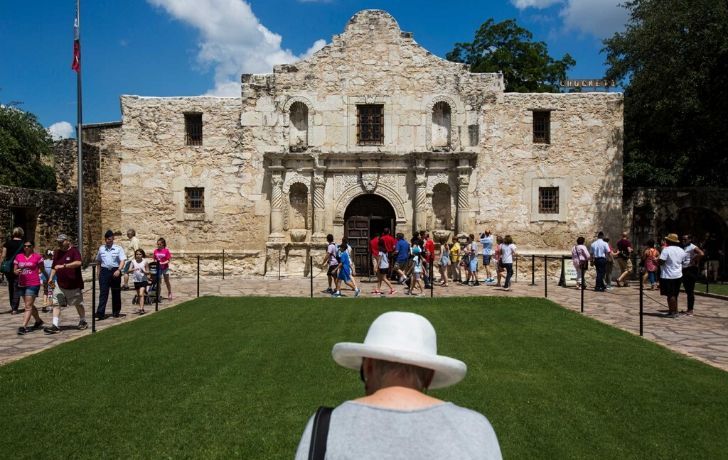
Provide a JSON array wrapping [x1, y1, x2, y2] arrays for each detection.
[[134, 281, 149, 290], [482, 255, 492, 265], [18, 285, 41, 298], [159, 267, 170, 276], [469, 258, 478, 272], [393, 260, 410, 272], [413, 272, 421, 280], [327, 265, 338, 277], [660, 278, 682, 297], [55, 287, 84, 308], [617, 257, 632, 274]]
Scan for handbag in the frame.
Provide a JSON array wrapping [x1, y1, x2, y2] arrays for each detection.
[[308, 406, 333, 460], [1, 243, 23, 274]]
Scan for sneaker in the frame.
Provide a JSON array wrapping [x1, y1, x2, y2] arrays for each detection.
[[32, 320, 45, 330], [354, 288, 361, 297], [473, 281, 481, 286], [325, 288, 333, 294], [44, 325, 61, 335], [78, 320, 88, 330], [332, 291, 342, 297], [17, 327, 31, 335]]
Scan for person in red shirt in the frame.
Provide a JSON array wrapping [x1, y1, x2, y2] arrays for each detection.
[[14, 240, 45, 335], [44, 234, 88, 334], [380, 228, 397, 280], [369, 234, 380, 275]]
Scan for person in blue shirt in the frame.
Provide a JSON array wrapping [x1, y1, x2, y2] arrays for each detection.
[[480, 231, 494, 283], [95, 229, 126, 319], [589, 231, 610, 292], [392, 233, 411, 284], [333, 242, 360, 297]]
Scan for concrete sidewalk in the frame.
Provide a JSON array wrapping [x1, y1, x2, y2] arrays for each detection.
[[1, 274, 726, 371]]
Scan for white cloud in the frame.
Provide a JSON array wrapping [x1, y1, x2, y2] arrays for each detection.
[[148, 0, 327, 96], [511, 0, 562, 8], [48, 121, 74, 140], [560, 0, 628, 38], [512, 0, 627, 38]]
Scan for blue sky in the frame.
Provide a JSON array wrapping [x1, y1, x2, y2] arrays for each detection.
[[1, 0, 628, 139]]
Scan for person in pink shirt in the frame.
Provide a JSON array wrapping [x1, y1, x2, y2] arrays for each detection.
[[154, 237, 173, 300], [14, 241, 45, 335]]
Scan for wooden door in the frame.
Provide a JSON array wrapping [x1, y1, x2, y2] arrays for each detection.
[[346, 216, 370, 275]]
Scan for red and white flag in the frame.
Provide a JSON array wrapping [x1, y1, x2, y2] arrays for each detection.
[[71, 4, 80, 72]]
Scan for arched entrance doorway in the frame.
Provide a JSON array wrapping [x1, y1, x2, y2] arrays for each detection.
[[344, 194, 396, 274]]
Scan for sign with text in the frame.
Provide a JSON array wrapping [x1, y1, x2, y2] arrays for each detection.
[[561, 79, 616, 88]]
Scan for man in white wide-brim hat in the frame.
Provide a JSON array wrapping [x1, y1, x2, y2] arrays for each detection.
[[295, 311, 502, 460]]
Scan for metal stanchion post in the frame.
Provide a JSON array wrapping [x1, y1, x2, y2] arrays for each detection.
[[544, 255, 548, 298], [196, 255, 200, 298], [515, 256, 518, 283], [430, 261, 434, 298], [560, 256, 565, 287], [91, 265, 96, 333], [581, 266, 585, 313], [531, 255, 536, 286], [278, 247, 281, 281], [155, 262, 160, 312], [310, 256, 313, 298], [639, 268, 644, 336], [222, 249, 225, 280]]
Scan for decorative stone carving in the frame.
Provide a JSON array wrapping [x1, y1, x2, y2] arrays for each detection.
[[290, 229, 308, 242], [360, 171, 379, 192]]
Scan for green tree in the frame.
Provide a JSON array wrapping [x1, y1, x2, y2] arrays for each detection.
[[446, 18, 575, 93], [604, 0, 728, 187], [0, 104, 57, 190]]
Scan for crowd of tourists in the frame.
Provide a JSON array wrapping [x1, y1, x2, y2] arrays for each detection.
[[574, 231, 705, 318], [322, 228, 518, 297], [1, 227, 173, 336]]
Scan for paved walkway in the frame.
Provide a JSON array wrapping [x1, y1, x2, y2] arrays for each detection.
[[1, 273, 726, 371]]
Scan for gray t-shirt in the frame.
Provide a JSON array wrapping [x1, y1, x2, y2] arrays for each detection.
[[294, 401, 502, 460]]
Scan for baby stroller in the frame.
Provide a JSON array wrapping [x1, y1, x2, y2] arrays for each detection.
[[132, 261, 159, 306]]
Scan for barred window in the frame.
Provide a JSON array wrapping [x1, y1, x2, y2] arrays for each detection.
[[185, 113, 203, 146], [185, 187, 204, 213], [357, 105, 384, 145], [539, 187, 559, 214], [532, 110, 550, 144]]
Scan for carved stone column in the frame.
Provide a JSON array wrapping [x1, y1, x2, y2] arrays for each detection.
[[269, 172, 285, 241], [311, 169, 327, 243], [414, 157, 428, 232], [456, 169, 471, 236]]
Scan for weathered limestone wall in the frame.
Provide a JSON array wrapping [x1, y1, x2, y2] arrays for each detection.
[[0, 186, 76, 251], [476, 92, 624, 250], [116, 97, 267, 272], [242, 10, 500, 156]]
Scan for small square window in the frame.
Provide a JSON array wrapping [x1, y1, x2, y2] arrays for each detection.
[[539, 187, 559, 214], [533, 111, 550, 144], [185, 113, 203, 146], [185, 187, 204, 213], [357, 105, 384, 145]]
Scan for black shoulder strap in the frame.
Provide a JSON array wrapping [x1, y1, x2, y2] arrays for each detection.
[[308, 406, 333, 460]]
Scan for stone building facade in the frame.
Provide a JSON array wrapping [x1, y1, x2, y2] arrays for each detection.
[[82, 10, 624, 276]]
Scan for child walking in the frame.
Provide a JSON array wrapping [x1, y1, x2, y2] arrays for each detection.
[[333, 243, 361, 298], [154, 238, 173, 300], [131, 249, 149, 314]]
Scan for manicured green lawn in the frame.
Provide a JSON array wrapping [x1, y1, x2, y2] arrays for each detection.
[[1, 297, 727, 459], [704, 282, 728, 296]]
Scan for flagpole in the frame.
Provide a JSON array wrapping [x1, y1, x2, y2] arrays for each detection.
[[75, 0, 84, 259]]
